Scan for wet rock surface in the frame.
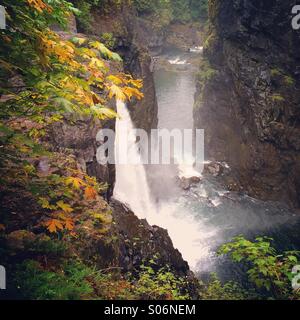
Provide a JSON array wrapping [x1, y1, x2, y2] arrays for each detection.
[[195, 0, 300, 208], [203, 162, 224, 177], [110, 200, 190, 275], [177, 176, 202, 190], [71, 199, 199, 296], [137, 20, 204, 54]]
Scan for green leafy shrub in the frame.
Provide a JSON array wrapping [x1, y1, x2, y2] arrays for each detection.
[[270, 68, 282, 77], [200, 273, 254, 300], [132, 265, 190, 300], [73, 0, 101, 32], [218, 236, 300, 299], [12, 259, 190, 300], [283, 76, 295, 86], [270, 68, 295, 87], [194, 58, 217, 109], [100, 33, 117, 49], [190, 0, 208, 19]]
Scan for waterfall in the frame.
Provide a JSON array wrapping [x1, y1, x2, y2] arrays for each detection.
[[113, 100, 207, 270], [113, 51, 300, 277], [113, 100, 154, 219]]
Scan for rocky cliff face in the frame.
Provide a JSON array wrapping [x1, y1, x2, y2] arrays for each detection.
[[90, 4, 158, 133], [48, 115, 115, 200], [195, 0, 300, 208], [93, 200, 192, 277], [136, 18, 204, 54]]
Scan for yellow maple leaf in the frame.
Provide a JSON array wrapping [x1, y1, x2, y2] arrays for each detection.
[[39, 197, 57, 210], [65, 177, 85, 189], [89, 58, 105, 69], [108, 84, 126, 101], [123, 87, 144, 101], [71, 37, 87, 46], [56, 201, 73, 213], [129, 78, 143, 89], [91, 105, 118, 120], [90, 41, 113, 58], [107, 75, 124, 85]]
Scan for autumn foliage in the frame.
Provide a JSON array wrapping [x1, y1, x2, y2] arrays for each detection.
[[0, 0, 143, 235]]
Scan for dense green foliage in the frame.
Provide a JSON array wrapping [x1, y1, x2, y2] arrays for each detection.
[[13, 259, 190, 300], [74, 0, 209, 32], [200, 273, 254, 300], [15, 260, 96, 300], [133, 0, 208, 22], [218, 236, 300, 300], [71, 0, 208, 30], [131, 265, 190, 300]]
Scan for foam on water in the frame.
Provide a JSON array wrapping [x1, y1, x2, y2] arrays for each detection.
[[168, 57, 187, 65]]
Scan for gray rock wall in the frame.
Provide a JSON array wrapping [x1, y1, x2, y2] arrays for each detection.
[[195, 0, 300, 208]]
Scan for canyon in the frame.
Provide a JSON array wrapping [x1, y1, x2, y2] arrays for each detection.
[[51, 0, 300, 287], [1, 0, 300, 300]]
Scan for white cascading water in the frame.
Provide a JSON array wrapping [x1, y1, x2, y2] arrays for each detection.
[[113, 100, 215, 270], [113, 100, 154, 219]]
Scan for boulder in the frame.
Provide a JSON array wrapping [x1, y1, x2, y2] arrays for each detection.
[[177, 176, 202, 190]]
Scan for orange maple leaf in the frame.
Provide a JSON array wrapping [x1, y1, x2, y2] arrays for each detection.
[[45, 219, 64, 233], [64, 218, 75, 231], [27, 0, 52, 13], [84, 186, 97, 200]]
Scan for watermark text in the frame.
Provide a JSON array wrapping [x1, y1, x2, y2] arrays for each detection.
[[96, 128, 204, 172], [292, 5, 300, 30], [0, 6, 6, 30], [0, 265, 6, 290]]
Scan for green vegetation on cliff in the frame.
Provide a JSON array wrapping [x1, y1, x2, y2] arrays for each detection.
[[133, 0, 207, 22], [76, 0, 208, 31]]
